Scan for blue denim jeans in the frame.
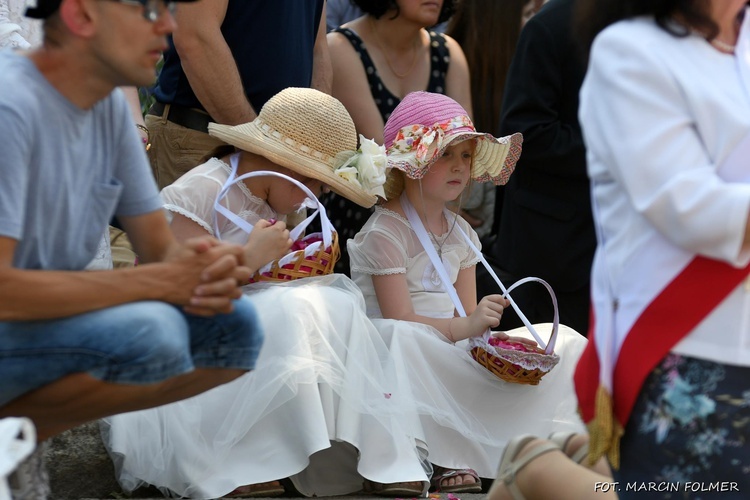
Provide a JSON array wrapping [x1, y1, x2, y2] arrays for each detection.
[[0, 297, 262, 406]]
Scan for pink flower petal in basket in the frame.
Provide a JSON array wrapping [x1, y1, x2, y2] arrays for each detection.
[[488, 337, 533, 352]]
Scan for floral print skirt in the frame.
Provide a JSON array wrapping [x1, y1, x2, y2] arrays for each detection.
[[613, 353, 749, 499]]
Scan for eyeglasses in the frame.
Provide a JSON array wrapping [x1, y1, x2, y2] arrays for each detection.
[[106, 0, 176, 22]]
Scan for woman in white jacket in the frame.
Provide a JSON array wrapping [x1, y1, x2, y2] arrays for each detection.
[[489, 1, 750, 498]]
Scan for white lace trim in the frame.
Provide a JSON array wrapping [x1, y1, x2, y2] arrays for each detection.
[[351, 265, 406, 276], [492, 348, 560, 372], [164, 204, 213, 235], [460, 256, 481, 269], [375, 205, 461, 239], [375, 206, 411, 227], [472, 343, 561, 372]]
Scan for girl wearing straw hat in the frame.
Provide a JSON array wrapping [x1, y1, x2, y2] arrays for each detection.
[[102, 88, 431, 499], [348, 91, 589, 492]]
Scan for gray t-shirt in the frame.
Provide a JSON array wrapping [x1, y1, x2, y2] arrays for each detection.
[[0, 50, 162, 270]]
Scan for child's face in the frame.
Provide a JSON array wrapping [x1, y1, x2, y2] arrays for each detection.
[[420, 139, 474, 202]]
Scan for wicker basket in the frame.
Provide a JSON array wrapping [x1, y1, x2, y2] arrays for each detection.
[[213, 162, 339, 283], [470, 336, 559, 386], [468, 277, 561, 385], [250, 231, 340, 282]]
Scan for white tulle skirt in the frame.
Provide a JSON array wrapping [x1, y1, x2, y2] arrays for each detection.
[[371, 320, 587, 478], [101, 275, 429, 499]]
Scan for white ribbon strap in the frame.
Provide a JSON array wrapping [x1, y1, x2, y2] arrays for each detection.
[[401, 193, 468, 317], [213, 153, 334, 247], [455, 223, 559, 354]]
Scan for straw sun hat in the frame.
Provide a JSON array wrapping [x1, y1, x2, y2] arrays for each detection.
[[208, 88, 386, 208], [382, 91, 523, 200]]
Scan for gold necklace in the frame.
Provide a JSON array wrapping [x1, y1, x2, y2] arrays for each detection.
[[417, 182, 460, 260], [369, 18, 419, 79]]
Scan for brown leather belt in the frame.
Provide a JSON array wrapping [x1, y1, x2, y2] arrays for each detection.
[[148, 101, 213, 134]]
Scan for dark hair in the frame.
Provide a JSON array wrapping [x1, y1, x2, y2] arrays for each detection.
[[446, 0, 528, 135], [574, 0, 721, 56], [353, 0, 456, 24], [25, 0, 62, 19]]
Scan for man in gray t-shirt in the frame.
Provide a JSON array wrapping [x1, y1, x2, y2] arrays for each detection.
[[0, 0, 265, 461]]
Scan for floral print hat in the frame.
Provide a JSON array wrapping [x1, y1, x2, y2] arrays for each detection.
[[383, 91, 523, 199], [209, 88, 386, 208]]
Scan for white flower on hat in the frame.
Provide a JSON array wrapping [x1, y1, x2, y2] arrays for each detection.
[[334, 135, 387, 198], [335, 165, 362, 187], [357, 136, 387, 198]]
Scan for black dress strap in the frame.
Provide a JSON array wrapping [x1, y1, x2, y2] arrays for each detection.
[[425, 31, 450, 96]]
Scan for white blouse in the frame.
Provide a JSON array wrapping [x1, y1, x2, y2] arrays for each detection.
[[160, 157, 278, 245], [580, 12, 750, 365], [348, 206, 481, 319]]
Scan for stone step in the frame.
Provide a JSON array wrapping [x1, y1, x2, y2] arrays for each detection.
[[45, 423, 492, 500], [46, 422, 161, 499]]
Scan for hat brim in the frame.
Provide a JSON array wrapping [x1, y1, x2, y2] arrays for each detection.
[[209, 122, 377, 208], [383, 131, 523, 199]]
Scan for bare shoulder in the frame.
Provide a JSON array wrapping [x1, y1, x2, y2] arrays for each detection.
[[327, 29, 358, 57], [441, 33, 468, 61], [440, 33, 460, 49]]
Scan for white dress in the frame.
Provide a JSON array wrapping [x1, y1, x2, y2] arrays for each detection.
[[348, 206, 588, 478], [101, 159, 429, 498]]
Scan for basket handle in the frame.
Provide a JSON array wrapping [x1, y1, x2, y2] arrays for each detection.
[[455, 223, 559, 355], [212, 153, 334, 248]]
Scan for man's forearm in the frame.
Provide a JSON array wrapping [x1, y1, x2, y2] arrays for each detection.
[[175, 31, 256, 124], [311, 2, 333, 94]]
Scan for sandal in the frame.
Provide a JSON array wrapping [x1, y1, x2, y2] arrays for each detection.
[[362, 479, 425, 497], [430, 466, 482, 493], [548, 432, 589, 464], [491, 435, 558, 500], [224, 481, 285, 498]]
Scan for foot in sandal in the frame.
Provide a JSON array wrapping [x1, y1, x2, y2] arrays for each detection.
[[488, 435, 559, 500], [548, 432, 612, 476], [549, 432, 589, 463], [224, 480, 285, 498], [430, 466, 482, 493], [488, 435, 616, 500], [362, 479, 425, 497]]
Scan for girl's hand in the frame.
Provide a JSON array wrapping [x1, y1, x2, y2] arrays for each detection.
[[244, 219, 292, 274], [466, 294, 509, 338]]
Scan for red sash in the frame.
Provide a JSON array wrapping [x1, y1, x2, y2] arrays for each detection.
[[575, 256, 750, 463]]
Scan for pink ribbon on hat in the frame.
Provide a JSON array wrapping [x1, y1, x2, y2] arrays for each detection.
[[414, 125, 446, 165], [387, 115, 475, 169]]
